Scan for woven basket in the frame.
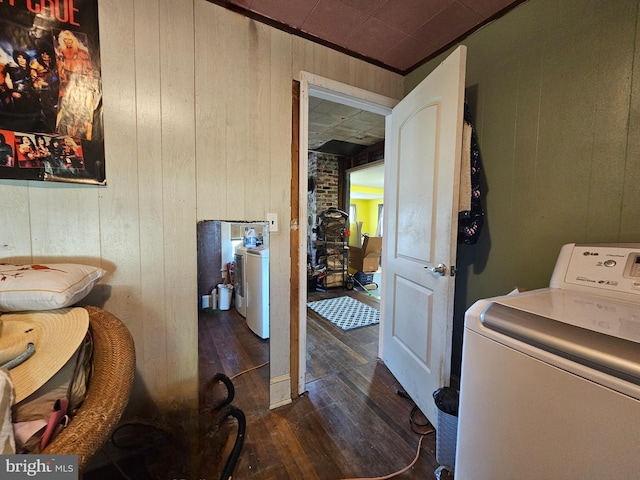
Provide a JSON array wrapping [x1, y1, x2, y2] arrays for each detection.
[[41, 306, 136, 473]]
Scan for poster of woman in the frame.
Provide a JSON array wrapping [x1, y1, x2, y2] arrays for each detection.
[[0, 0, 104, 185]]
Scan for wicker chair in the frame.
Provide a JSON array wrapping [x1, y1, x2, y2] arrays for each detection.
[[42, 306, 136, 473]]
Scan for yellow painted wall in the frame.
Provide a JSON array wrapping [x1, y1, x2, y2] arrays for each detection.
[[351, 198, 382, 237], [349, 186, 383, 245]]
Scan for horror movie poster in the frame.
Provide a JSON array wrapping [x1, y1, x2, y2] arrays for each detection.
[[0, 0, 105, 185]]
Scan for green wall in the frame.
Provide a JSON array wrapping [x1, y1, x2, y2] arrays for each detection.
[[406, 0, 640, 377]]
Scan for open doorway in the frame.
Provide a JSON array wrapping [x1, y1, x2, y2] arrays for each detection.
[[306, 96, 385, 294], [305, 101, 385, 367], [297, 72, 398, 395], [346, 161, 384, 298]]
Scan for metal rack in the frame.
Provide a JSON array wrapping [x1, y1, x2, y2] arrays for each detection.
[[313, 208, 353, 290]]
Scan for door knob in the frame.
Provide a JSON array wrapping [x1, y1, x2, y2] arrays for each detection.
[[425, 263, 447, 276]]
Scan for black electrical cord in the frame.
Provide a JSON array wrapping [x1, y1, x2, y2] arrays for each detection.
[[397, 389, 435, 435], [110, 420, 173, 451], [106, 420, 176, 480], [104, 373, 247, 480], [409, 405, 433, 435]]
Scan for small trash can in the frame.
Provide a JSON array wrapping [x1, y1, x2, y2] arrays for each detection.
[[218, 284, 233, 311], [433, 387, 460, 472]]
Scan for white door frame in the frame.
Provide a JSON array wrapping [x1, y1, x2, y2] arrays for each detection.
[[297, 72, 398, 394]]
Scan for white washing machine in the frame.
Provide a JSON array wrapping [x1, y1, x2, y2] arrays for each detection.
[[246, 246, 269, 339], [234, 245, 248, 318], [456, 243, 640, 479]]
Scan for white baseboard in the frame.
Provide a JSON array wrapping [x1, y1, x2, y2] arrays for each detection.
[[270, 374, 292, 409]]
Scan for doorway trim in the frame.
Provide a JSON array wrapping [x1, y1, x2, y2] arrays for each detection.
[[296, 72, 398, 395]]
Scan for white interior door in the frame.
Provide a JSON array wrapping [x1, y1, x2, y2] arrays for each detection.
[[381, 46, 467, 425]]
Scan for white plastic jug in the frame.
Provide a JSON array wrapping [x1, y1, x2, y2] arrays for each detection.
[[201, 294, 212, 309], [245, 228, 257, 248]]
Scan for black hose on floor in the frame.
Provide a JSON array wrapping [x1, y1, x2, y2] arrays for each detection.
[[202, 373, 246, 480], [218, 405, 246, 480], [202, 372, 235, 411]]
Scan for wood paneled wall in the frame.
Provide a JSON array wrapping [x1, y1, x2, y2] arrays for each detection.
[[0, 0, 402, 413]]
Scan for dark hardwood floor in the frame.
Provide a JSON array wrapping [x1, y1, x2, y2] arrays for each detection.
[[84, 287, 449, 479], [197, 287, 447, 480]]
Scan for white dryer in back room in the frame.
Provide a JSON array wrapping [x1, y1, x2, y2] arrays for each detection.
[[234, 245, 248, 318], [246, 245, 269, 339]]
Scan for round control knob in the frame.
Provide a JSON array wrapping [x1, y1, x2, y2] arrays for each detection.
[[604, 260, 616, 267]]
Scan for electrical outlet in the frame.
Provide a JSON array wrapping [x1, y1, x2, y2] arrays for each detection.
[[267, 213, 278, 232]]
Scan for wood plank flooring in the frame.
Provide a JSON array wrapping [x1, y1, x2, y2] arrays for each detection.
[[197, 288, 448, 480]]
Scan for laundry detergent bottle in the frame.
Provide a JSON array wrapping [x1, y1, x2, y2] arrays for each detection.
[[245, 227, 257, 248]]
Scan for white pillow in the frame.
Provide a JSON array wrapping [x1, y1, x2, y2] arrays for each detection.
[[0, 263, 106, 312]]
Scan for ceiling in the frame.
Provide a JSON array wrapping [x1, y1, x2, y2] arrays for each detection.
[[350, 163, 385, 199], [210, 0, 524, 75], [308, 96, 385, 153], [309, 93, 385, 195]]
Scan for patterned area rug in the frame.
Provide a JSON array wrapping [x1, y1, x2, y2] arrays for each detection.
[[307, 296, 380, 331]]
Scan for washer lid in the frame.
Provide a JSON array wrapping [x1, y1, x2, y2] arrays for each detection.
[[480, 299, 640, 387], [493, 288, 640, 344], [246, 245, 269, 257]]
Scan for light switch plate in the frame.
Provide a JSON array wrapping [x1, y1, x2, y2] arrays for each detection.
[[267, 213, 278, 232]]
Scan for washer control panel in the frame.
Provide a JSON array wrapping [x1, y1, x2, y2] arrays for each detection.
[[626, 253, 640, 279], [550, 243, 640, 295]]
